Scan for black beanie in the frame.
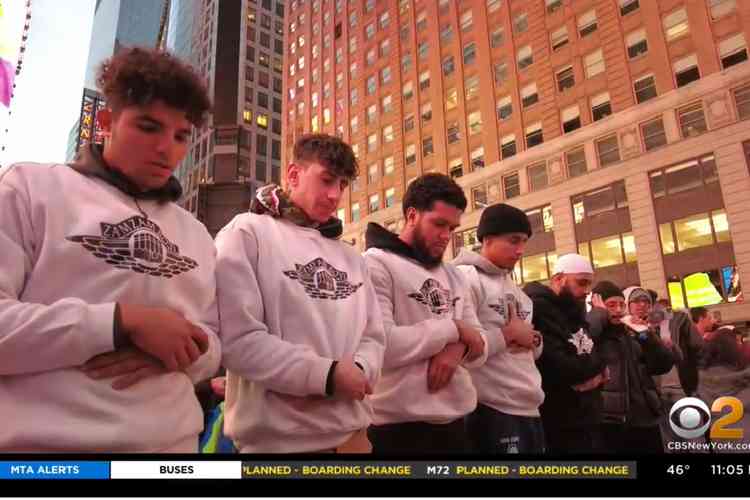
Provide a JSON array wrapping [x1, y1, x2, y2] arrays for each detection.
[[476, 203, 532, 242], [592, 281, 624, 302]]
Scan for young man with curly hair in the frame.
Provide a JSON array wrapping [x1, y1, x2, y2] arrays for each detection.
[[0, 47, 221, 452], [215, 133, 386, 453], [363, 173, 488, 454]]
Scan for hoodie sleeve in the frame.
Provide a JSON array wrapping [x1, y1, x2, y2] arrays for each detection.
[[353, 263, 387, 387], [457, 274, 489, 369], [183, 244, 222, 384], [365, 253, 459, 370], [0, 166, 115, 376], [456, 264, 507, 359], [215, 221, 332, 397], [532, 300, 605, 387]]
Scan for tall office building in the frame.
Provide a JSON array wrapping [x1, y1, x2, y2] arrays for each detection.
[[285, 0, 750, 322], [174, 0, 285, 226]]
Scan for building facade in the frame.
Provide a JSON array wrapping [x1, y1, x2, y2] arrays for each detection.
[[174, 0, 285, 217], [284, 0, 750, 321]]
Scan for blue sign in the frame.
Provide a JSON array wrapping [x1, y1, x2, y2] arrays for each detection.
[[0, 462, 110, 480]]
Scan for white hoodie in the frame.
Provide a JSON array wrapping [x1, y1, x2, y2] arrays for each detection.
[[0, 163, 221, 452], [363, 227, 488, 426], [454, 249, 544, 417], [215, 213, 386, 453]]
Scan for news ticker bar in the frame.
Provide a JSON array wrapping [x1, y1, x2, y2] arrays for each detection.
[[0, 461, 636, 480]]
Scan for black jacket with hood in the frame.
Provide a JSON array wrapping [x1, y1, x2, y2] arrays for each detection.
[[523, 282, 605, 430]]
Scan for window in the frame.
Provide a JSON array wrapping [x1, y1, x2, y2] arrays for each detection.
[[513, 13, 528, 33], [383, 125, 395, 143], [596, 134, 620, 166], [416, 10, 427, 31], [258, 92, 269, 109], [494, 62, 508, 84], [521, 83, 538, 108], [465, 75, 480, 100], [352, 203, 361, 222], [380, 38, 391, 57], [324, 107, 332, 124], [418, 40, 429, 60], [243, 109, 253, 123], [384, 156, 395, 175], [422, 136, 434, 157], [562, 106, 581, 133], [591, 92, 612, 121], [381, 66, 392, 85], [719, 33, 748, 69], [382, 95, 393, 114], [634, 74, 657, 103], [337, 208, 346, 225], [501, 134, 516, 159], [556, 65, 575, 92], [336, 47, 344, 64], [367, 75, 377, 95], [566, 148, 587, 178], [404, 114, 415, 132], [674, 54, 700, 87], [349, 10, 358, 28], [734, 83, 750, 119], [273, 97, 282, 113], [620, 0, 639, 16], [491, 27, 504, 48], [420, 102, 432, 123], [368, 162, 379, 183], [350, 62, 358, 79], [503, 172, 520, 199], [673, 212, 727, 251], [260, 32, 271, 48], [641, 118, 667, 151], [442, 56, 455, 76], [453, 227, 481, 254], [380, 11, 390, 30], [419, 71, 430, 90], [468, 110, 483, 135], [401, 54, 413, 73], [471, 147, 485, 171], [526, 122, 543, 148], [448, 157, 464, 178], [367, 133, 377, 152], [400, 25, 410, 42], [385, 188, 396, 208], [627, 29, 648, 59], [463, 42, 477, 65], [405, 143, 417, 164], [572, 181, 628, 223], [441, 24, 454, 43], [256, 135, 268, 156], [528, 163, 549, 191], [710, 0, 737, 20], [578, 10, 597, 37], [460, 10, 473, 32], [350, 116, 359, 134], [585, 50, 605, 78], [517, 45, 533, 70], [446, 87, 458, 110], [399, 0, 409, 15], [650, 155, 718, 198], [259, 53, 270, 68], [323, 82, 331, 99], [447, 121, 461, 144], [546, 0, 562, 14], [678, 102, 707, 138], [471, 185, 488, 210], [257, 114, 269, 128], [324, 58, 331, 73], [350, 88, 359, 106], [366, 22, 376, 39], [439, 0, 450, 14], [551, 26, 568, 51], [487, 0, 501, 13], [664, 8, 690, 43], [497, 96, 512, 121], [324, 34, 331, 48], [403, 81, 414, 101]]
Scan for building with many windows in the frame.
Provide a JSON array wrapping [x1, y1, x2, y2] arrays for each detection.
[[285, 0, 750, 321]]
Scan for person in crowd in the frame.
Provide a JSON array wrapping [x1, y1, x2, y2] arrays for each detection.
[[364, 173, 487, 454], [215, 134, 386, 453], [453, 203, 544, 454], [0, 47, 221, 452]]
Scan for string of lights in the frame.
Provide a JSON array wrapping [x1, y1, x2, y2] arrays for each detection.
[[1, 0, 33, 159]]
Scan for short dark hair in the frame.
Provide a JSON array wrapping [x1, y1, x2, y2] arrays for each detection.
[[293, 134, 359, 180], [97, 47, 212, 127], [691, 306, 710, 323], [402, 173, 467, 217]]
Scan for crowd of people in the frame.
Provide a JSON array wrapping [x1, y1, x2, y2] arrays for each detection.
[[2, 47, 748, 454]]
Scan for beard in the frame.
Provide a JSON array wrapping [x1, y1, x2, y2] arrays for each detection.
[[412, 225, 444, 269]]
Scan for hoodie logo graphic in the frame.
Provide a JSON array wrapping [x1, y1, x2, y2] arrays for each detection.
[[283, 257, 363, 300], [408, 278, 460, 315], [67, 215, 198, 278], [488, 294, 531, 321], [568, 328, 594, 355]]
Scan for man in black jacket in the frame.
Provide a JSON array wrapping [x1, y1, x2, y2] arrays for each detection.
[[524, 254, 606, 454], [589, 282, 674, 454]]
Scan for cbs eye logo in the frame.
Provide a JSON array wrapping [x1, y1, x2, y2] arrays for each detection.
[[669, 397, 744, 440]]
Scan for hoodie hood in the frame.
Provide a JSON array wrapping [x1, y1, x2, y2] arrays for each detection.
[[365, 222, 441, 269], [524, 281, 587, 329], [68, 143, 182, 203], [452, 248, 509, 277], [623, 286, 650, 307]]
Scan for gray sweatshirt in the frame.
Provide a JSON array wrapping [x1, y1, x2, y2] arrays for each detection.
[[454, 249, 544, 417]]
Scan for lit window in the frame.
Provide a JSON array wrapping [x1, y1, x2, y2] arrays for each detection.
[[674, 213, 715, 251], [382, 95, 393, 114], [368, 163, 379, 183], [663, 8, 689, 42], [351, 203, 360, 222], [465, 75, 480, 100], [468, 110, 483, 135], [368, 133, 377, 152], [384, 156, 395, 175], [585, 49, 605, 78], [243, 110, 253, 123], [446, 87, 458, 110], [257, 114, 269, 128], [324, 108, 331, 124], [383, 125, 394, 143], [385, 188, 396, 208], [369, 194, 380, 213], [460, 10, 473, 31], [590, 235, 624, 268]]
